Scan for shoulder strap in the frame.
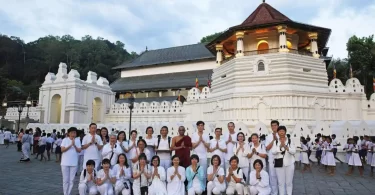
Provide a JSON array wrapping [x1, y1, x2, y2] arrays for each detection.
[[157, 137, 161, 148], [192, 166, 200, 180], [236, 167, 241, 174], [84, 169, 87, 177], [168, 137, 171, 148]]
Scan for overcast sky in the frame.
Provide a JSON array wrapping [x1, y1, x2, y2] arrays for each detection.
[[0, 0, 374, 58]]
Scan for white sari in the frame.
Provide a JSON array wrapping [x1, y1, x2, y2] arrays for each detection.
[[149, 166, 167, 195], [167, 166, 185, 195]]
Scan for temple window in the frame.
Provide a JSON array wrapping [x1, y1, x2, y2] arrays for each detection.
[[258, 61, 265, 71]]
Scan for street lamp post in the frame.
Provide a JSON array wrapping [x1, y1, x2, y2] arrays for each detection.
[[1, 96, 7, 119], [17, 104, 23, 133], [25, 93, 32, 119], [128, 94, 135, 140]]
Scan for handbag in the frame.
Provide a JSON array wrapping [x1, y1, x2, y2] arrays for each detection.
[[274, 155, 284, 168]]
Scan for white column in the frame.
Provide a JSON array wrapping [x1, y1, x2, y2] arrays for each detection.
[[308, 32, 320, 58], [216, 44, 223, 65], [159, 91, 162, 97], [277, 25, 288, 52], [236, 31, 244, 57]]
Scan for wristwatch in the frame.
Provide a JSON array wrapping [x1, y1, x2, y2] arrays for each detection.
[[256, 152, 259, 155]]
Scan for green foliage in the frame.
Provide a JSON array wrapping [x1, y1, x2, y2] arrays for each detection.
[[347, 35, 375, 99], [0, 34, 138, 101], [327, 58, 349, 83], [200, 32, 223, 43]]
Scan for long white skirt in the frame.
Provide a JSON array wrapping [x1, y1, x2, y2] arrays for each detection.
[[371, 153, 375, 167], [321, 152, 327, 165], [345, 153, 351, 164], [149, 178, 167, 195], [348, 153, 362, 166], [325, 152, 336, 166], [167, 180, 185, 195], [367, 152, 372, 165], [0, 135, 4, 144], [301, 152, 309, 165]]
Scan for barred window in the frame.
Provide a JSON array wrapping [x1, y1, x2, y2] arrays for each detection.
[[258, 61, 265, 71]]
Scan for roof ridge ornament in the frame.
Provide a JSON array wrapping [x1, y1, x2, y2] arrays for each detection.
[[263, 0, 265, 3]]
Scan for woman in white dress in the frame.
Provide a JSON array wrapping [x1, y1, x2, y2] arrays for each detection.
[[117, 131, 130, 166], [365, 136, 373, 165], [320, 136, 327, 166], [113, 154, 131, 195], [144, 127, 156, 161], [233, 132, 250, 183], [324, 137, 336, 176], [342, 138, 351, 164], [149, 155, 167, 195], [207, 155, 225, 195], [346, 137, 363, 176], [298, 139, 311, 173], [167, 155, 186, 195], [96, 158, 116, 195], [131, 139, 151, 165], [247, 133, 267, 172], [132, 153, 151, 195], [61, 127, 82, 195], [249, 159, 271, 195]]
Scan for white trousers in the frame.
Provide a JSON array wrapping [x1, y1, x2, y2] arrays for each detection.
[[97, 183, 114, 195], [249, 186, 270, 195], [160, 159, 171, 172], [275, 164, 294, 195], [22, 143, 30, 159], [199, 156, 208, 181], [268, 160, 278, 195], [207, 181, 225, 195], [61, 166, 77, 195], [83, 158, 100, 171], [77, 155, 84, 173], [78, 183, 98, 195], [226, 183, 244, 195], [115, 181, 131, 195], [188, 186, 203, 195]]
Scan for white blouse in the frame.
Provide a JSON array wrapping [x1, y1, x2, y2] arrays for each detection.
[[112, 164, 131, 183], [233, 142, 250, 168]]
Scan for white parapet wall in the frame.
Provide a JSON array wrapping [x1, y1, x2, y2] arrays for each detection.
[[5, 107, 40, 121]]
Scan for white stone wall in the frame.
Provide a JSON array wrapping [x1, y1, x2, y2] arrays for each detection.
[[36, 63, 115, 124], [5, 107, 40, 121]]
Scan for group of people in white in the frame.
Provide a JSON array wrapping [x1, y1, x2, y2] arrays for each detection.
[[14, 119, 375, 195]]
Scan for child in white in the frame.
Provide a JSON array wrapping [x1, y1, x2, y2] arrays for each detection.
[[346, 137, 363, 176], [324, 137, 336, 176], [113, 154, 131, 195], [226, 156, 244, 195], [299, 140, 311, 172], [343, 139, 351, 163], [249, 159, 271, 195], [96, 159, 116, 195], [78, 160, 98, 195], [207, 155, 226, 195]]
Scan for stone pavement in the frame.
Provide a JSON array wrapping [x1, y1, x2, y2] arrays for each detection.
[[0, 144, 374, 195]]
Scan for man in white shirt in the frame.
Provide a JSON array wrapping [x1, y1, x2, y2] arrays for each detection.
[[224, 122, 238, 172], [192, 120, 210, 181], [102, 133, 122, 167], [81, 123, 103, 170], [265, 120, 279, 195], [155, 126, 172, 171], [4, 130, 11, 148], [209, 127, 227, 168]]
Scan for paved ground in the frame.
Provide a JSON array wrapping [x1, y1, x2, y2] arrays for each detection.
[[0, 144, 374, 195]]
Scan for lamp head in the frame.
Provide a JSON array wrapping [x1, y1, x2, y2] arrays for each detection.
[[1, 95, 7, 107], [26, 93, 32, 107]]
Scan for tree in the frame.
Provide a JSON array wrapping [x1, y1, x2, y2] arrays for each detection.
[[327, 58, 349, 84], [347, 35, 375, 98], [200, 32, 223, 43]]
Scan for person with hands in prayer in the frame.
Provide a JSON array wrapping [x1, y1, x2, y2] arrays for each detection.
[[78, 160, 98, 195], [148, 155, 167, 195], [102, 133, 122, 167], [233, 132, 250, 183], [192, 121, 210, 181], [132, 153, 151, 195], [207, 155, 226, 195], [224, 122, 238, 171], [226, 156, 244, 195], [113, 154, 131, 195], [96, 158, 116, 195], [171, 126, 192, 168], [167, 155, 186, 195], [248, 133, 267, 172], [186, 154, 205, 195], [209, 128, 227, 168], [249, 159, 271, 195], [132, 139, 150, 165], [82, 123, 103, 170], [127, 130, 138, 168]]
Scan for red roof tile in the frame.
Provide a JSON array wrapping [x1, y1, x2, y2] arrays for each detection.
[[239, 2, 291, 28]]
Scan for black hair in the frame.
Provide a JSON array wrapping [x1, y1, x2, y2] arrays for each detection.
[[227, 122, 235, 127], [210, 154, 221, 166], [151, 155, 160, 166], [57, 135, 62, 139], [137, 139, 147, 147], [25, 130, 29, 134], [317, 133, 321, 137], [146, 126, 154, 134], [47, 133, 51, 137], [306, 137, 311, 141], [302, 139, 308, 145], [237, 132, 245, 141], [190, 154, 199, 162], [138, 153, 147, 161], [332, 134, 336, 137], [196, 121, 205, 126], [326, 137, 332, 142], [215, 128, 222, 132], [277, 126, 287, 132], [117, 131, 127, 141], [250, 133, 259, 139], [42, 132, 46, 136], [253, 159, 264, 169], [171, 154, 180, 166], [89, 123, 97, 128], [100, 127, 109, 141], [161, 126, 168, 131], [270, 120, 279, 126], [117, 153, 129, 168], [229, 155, 239, 164], [131, 130, 138, 135], [86, 159, 96, 166], [67, 127, 78, 133], [101, 158, 110, 165]]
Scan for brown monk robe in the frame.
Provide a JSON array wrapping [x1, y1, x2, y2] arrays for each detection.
[[171, 126, 192, 168]]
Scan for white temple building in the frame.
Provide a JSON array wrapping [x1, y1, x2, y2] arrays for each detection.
[[18, 2, 375, 145]]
